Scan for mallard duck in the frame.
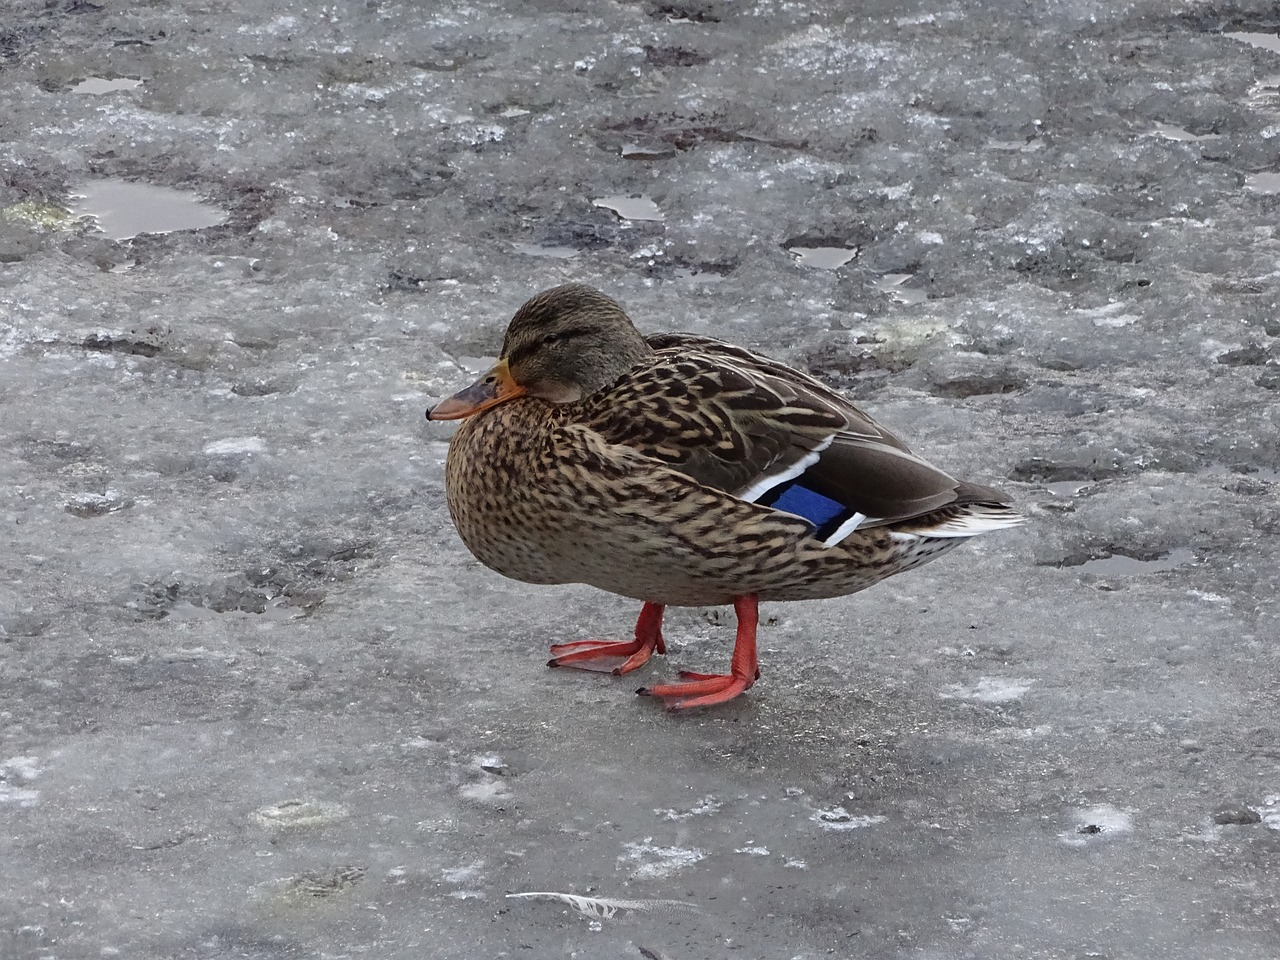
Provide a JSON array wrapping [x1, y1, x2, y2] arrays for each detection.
[[427, 284, 1022, 710]]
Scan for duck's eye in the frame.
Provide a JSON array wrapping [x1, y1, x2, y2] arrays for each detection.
[[536, 325, 591, 349]]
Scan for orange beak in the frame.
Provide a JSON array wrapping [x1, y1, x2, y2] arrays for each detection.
[[426, 358, 527, 421]]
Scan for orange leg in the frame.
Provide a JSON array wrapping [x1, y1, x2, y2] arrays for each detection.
[[547, 602, 666, 676], [638, 595, 760, 710]]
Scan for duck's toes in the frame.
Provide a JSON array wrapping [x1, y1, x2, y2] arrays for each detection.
[[547, 637, 660, 675], [637, 672, 755, 710]]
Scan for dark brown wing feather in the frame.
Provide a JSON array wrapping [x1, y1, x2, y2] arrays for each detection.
[[577, 333, 1009, 526]]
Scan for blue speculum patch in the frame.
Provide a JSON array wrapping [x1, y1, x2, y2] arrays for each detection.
[[766, 483, 845, 527]]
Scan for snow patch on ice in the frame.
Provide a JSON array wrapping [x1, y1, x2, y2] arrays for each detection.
[[1259, 795, 1280, 831], [619, 838, 705, 879], [1080, 301, 1140, 327], [810, 805, 886, 831], [460, 779, 509, 803], [203, 437, 267, 455], [441, 861, 485, 883], [1060, 804, 1134, 847], [0, 757, 42, 807], [655, 795, 721, 820], [942, 677, 1035, 703]]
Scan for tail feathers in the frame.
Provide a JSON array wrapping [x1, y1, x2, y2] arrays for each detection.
[[900, 502, 1025, 539]]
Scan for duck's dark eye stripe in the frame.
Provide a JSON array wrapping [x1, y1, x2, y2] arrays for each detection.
[[508, 326, 597, 365], [543, 325, 596, 344]]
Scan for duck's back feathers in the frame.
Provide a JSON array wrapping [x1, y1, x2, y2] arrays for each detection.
[[579, 334, 1011, 545]]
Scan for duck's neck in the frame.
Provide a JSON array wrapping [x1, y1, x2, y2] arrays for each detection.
[[588, 335, 654, 392]]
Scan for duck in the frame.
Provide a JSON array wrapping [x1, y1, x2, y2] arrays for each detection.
[[426, 283, 1022, 710]]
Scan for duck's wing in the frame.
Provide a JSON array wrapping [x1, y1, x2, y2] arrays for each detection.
[[578, 333, 1009, 545]]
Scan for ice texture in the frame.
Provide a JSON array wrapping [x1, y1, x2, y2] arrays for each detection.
[[2, 1, 1279, 958]]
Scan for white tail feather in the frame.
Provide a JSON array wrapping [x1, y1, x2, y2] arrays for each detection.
[[915, 505, 1025, 539]]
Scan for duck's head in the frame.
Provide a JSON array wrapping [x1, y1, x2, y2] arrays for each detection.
[[427, 284, 653, 420]]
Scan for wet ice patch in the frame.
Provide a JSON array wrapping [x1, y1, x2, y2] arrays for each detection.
[[1061, 804, 1133, 847], [620, 838, 705, 879], [655, 795, 721, 820], [69, 77, 143, 95], [441, 861, 484, 883], [0, 756, 42, 807], [1076, 548, 1194, 575], [250, 799, 349, 830], [512, 242, 579, 259], [1258, 795, 1280, 830], [1149, 122, 1220, 142], [69, 178, 229, 241], [788, 245, 858, 269], [809, 805, 886, 831], [1, 756, 41, 779], [871, 273, 927, 305], [459, 779, 509, 803], [1247, 75, 1280, 111], [621, 143, 675, 159], [942, 677, 1035, 703], [1225, 31, 1280, 55], [0, 784, 40, 807], [1044, 480, 1093, 497], [1081, 301, 1140, 328], [592, 195, 664, 221], [1244, 172, 1280, 194]]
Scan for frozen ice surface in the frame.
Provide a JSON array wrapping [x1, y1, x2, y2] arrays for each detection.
[[2, 0, 1280, 958]]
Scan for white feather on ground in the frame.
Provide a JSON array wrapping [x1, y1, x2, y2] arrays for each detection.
[[505, 891, 700, 920]]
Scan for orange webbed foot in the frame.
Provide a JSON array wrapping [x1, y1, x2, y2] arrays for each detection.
[[637, 671, 758, 710], [546, 602, 665, 676], [636, 595, 760, 711]]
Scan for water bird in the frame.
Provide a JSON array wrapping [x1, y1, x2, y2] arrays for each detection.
[[427, 284, 1021, 710]]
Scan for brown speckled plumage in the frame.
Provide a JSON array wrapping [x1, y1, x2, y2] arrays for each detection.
[[429, 284, 1022, 709], [448, 399, 965, 606]]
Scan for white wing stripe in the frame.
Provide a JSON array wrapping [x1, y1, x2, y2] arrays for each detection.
[[735, 435, 835, 504], [821, 512, 868, 547]]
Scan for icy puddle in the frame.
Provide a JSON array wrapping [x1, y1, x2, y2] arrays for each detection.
[[1244, 172, 1280, 194], [788, 245, 858, 269], [871, 273, 927, 304], [69, 77, 143, 95], [1245, 75, 1280, 110], [1149, 122, 1220, 142], [1076, 548, 1195, 576], [69, 178, 228, 241], [1043, 480, 1093, 497], [621, 143, 676, 159], [511, 241, 579, 259], [1224, 31, 1280, 55], [591, 194, 664, 221]]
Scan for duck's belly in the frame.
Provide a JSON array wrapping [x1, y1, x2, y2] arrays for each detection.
[[444, 408, 965, 606]]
